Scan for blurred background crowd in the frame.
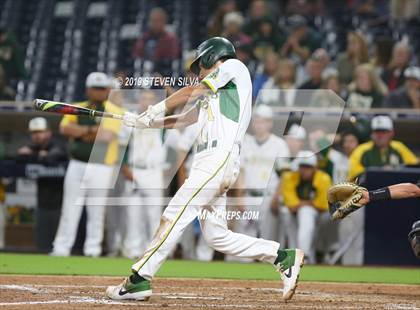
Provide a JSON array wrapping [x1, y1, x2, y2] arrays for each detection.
[[0, 0, 419, 265]]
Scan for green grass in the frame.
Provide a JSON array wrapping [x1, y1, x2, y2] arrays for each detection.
[[0, 253, 419, 285]]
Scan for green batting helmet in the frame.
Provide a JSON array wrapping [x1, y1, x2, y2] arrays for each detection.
[[190, 37, 236, 74]]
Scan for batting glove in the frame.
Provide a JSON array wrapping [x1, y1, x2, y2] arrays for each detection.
[[122, 111, 137, 127], [147, 101, 166, 120], [122, 111, 150, 129], [136, 112, 152, 128]]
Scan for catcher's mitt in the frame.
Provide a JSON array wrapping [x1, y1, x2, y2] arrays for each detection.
[[327, 182, 367, 220]]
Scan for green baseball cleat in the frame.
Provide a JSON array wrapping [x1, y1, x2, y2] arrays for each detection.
[[106, 275, 152, 301], [274, 248, 305, 301]]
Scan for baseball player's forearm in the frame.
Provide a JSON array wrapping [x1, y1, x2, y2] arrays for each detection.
[[389, 183, 420, 199], [151, 116, 182, 129], [151, 106, 198, 129], [159, 84, 210, 113], [361, 183, 420, 205]]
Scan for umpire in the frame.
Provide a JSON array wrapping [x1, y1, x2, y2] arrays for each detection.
[[51, 72, 123, 257]]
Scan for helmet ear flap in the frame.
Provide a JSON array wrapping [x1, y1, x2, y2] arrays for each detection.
[[200, 51, 215, 69]]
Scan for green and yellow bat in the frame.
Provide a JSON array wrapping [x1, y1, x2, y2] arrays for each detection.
[[33, 99, 123, 119]]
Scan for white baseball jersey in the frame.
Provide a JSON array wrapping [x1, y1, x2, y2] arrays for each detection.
[[177, 123, 200, 174], [129, 129, 166, 168], [177, 122, 200, 154], [242, 133, 290, 192], [196, 59, 252, 152]]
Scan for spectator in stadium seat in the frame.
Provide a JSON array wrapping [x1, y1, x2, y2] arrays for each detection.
[[298, 55, 323, 90], [312, 48, 331, 69], [132, 8, 180, 70], [280, 15, 321, 64], [281, 151, 332, 264], [16, 117, 67, 253], [391, 0, 420, 22], [256, 58, 297, 107], [251, 16, 285, 61], [341, 131, 360, 159], [252, 51, 279, 100], [348, 115, 418, 181], [296, 48, 330, 88], [243, 0, 270, 37], [347, 64, 388, 109], [207, 0, 237, 37], [336, 32, 369, 86], [234, 41, 258, 80], [381, 42, 412, 92], [221, 12, 256, 78], [0, 27, 27, 84], [354, 0, 389, 21], [0, 64, 15, 100], [371, 37, 394, 77], [285, 0, 325, 17], [383, 66, 420, 109], [310, 68, 345, 107], [222, 12, 252, 47]]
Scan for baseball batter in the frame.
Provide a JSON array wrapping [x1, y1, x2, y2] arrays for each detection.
[[106, 37, 304, 301]]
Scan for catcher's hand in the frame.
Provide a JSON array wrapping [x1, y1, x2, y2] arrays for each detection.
[[327, 182, 367, 220]]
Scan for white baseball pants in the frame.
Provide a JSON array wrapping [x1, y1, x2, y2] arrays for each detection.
[[241, 195, 279, 239], [131, 148, 280, 280], [225, 194, 279, 263], [52, 159, 114, 257], [284, 205, 320, 264], [339, 208, 364, 265], [122, 168, 164, 259]]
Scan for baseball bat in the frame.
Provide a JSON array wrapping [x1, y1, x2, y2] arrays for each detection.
[[33, 99, 123, 120]]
